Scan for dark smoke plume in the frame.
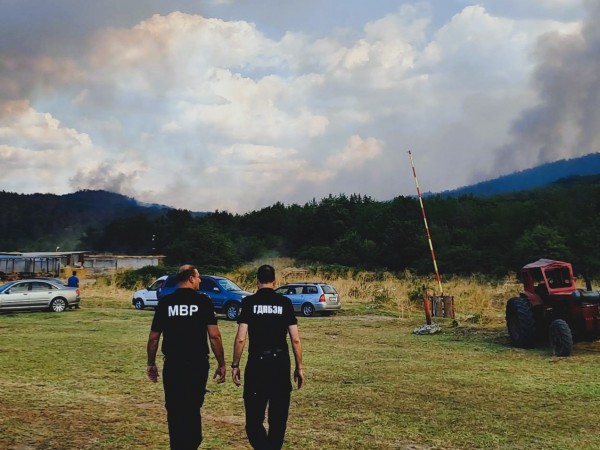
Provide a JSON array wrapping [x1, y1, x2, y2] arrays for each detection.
[[494, 0, 600, 174]]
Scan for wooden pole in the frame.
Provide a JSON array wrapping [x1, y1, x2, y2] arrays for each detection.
[[423, 285, 432, 325], [408, 150, 443, 296]]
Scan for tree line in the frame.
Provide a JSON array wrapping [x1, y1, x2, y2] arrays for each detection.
[[80, 175, 600, 277]]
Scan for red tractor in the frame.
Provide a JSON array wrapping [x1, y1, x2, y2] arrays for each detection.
[[506, 259, 600, 356]]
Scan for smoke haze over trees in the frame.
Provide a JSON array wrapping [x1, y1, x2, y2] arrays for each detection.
[[2, 171, 600, 277]]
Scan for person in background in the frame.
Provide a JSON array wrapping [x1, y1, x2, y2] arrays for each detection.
[[67, 271, 79, 288], [147, 264, 226, 449], [231, 264, 304, 450]]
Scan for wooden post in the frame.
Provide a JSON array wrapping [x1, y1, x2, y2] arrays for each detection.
[[431, 295, 456, 318], [443, 295, 456, 319], [430, 296, 442, 317], [422, 285, 432, 325]]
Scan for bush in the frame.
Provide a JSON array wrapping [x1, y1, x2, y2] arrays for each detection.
[[113, 265, 174, 290], [308, 264, 357, 279], [372, 287, 393, 308]]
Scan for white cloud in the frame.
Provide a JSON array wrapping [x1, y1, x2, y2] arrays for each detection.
[[327, 135, 383, 169], [0, 100, 92, 151], [0, 2, 588, 212]]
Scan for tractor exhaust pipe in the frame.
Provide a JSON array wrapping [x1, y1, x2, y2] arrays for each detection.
[[584, 269, 593, 291]]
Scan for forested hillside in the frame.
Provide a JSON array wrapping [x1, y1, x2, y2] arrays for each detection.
[[82, 175, 600, 276], [440, 152, 600, 197], [3, 175, 600, 276], [0, 190, 168, 252]]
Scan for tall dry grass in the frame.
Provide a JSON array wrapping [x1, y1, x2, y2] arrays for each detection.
[[80, 257, 529, 323], [225, 258, 523, 322]]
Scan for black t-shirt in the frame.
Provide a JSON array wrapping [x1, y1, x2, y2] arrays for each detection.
[[237, 288, 297, 355], [151, 288, 217, 360]]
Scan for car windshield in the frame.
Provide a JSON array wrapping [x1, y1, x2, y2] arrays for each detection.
[[149, 278, 164, 289], [216, 278, 243, 292], [0, 282, 15, 293]]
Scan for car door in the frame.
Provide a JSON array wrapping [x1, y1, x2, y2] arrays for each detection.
[[282, 285, 303, 312], [302, 285, 319, 306], [0, 281, 33, 309], [200, 277, 224, 309], [145, 278, 164, 307], [29, 281, 56, 308]]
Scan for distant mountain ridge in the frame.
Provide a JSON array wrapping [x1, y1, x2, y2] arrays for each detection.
[[2, 154, 600, 252], [0, 190, 170, 252], [437, 153, 600, 197]]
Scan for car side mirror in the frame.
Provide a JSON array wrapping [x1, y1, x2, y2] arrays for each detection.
[[213, 287, 220, 293]]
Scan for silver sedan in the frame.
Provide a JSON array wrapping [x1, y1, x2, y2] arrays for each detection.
[[0, 279, 80, 312]]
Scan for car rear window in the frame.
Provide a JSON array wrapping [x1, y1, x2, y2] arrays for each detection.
[[321, 285, 337, 294]]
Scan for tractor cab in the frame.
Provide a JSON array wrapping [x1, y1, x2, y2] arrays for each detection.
[[521, 259, 576, 304]]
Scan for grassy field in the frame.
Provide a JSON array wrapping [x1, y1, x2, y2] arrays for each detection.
[[1, 273, 600, 450]]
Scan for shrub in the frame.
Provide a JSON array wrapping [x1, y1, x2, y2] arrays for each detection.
[[113, 265, 174, 290]]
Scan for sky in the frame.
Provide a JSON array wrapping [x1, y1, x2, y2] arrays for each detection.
[[0, 0, 596, 213]]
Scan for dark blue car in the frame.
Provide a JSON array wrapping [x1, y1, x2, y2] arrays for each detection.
[[157, 274, 252, 320]]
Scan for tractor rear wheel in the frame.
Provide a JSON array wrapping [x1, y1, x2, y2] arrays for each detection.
[[549, 319, 573, 357], [506, 297, 536, 348]]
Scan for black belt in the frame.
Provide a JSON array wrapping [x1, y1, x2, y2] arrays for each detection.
[[256, 348, 285, 356]]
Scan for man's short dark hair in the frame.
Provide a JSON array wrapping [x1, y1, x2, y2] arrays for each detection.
[[257, 264, 275, 283], [177, 265, 198, 282]]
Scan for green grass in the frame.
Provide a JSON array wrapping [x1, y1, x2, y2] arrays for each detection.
[[0, 288, 599, 449]]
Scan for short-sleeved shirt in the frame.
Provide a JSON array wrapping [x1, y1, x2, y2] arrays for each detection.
[[151, 288, 217, 361], [67, 276, 79, 287], [237, 288, 297, 355]]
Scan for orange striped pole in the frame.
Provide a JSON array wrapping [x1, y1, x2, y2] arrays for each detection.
[[408, 150, 443, 296]]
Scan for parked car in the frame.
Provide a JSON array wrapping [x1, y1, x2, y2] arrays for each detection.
[[0, 278, 80, 313], [131, 275, 167, 310], [22, 276, 67, 286], [275, 282, 341, 317], [151, 274, 252, 320]]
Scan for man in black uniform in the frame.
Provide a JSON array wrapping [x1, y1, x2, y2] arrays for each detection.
[[146, 264, 226, 450], [231, 264, 304, 450]]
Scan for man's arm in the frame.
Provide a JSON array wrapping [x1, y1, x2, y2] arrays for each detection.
[[146, 330, 161, 383], [231, 323, 248, 386], [288, 324, 304, 389], [207, 324, 226, 383]]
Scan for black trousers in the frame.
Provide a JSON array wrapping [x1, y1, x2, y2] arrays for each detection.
[[243, 352, 292, 450], [163, 357, 209, 450]]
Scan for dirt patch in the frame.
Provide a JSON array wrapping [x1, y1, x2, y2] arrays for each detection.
[[335, 314, 398, 321], [393, 442, 449, 450]]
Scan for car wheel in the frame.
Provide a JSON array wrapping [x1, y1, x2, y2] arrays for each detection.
[[224, 302, 240, 320], [301, 303, 315, 317], [134, 298, 145, 310], [549, 319, 573, 357], [50, 297, 68, 312]]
